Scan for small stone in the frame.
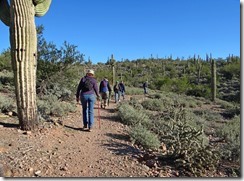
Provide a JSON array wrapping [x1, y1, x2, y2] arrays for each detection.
[[8, 112, 13, 116], [23, 131, 32, 135], [29, 168, 34, 173], [34, 170, 41, 176]]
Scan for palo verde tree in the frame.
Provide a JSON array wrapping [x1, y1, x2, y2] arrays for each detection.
[[0, 0, 52, 130]]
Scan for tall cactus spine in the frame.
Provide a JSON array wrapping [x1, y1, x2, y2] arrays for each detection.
[[0, 0, 52, 130], [10, 0, 38, 130], [110, 54, 116, 86]]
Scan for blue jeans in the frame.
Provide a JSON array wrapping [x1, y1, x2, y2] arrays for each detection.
[[119, 91, 125, 99], [80, 94, 96, 129], [114, 92, 120, 103], [144, 87, 148, 94]]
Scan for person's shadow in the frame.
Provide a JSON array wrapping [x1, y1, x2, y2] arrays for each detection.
[[64, 125, 81, 131], [64, 125, 91, 132]]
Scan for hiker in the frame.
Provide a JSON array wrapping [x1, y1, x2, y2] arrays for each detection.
[[76, 69, 100, 132], [118, 80, 125, 100], [113, 81, 120, 103], [143, 81, 148, 95], [99, 77, 112, 109]]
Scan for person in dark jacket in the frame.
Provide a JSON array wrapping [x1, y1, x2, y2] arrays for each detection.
[[99, 77, 112, 108], [76, 69, 100, 132], [118, 80, 125, 100], [113, 81, 120, 103], [143, 81, 148, 95]]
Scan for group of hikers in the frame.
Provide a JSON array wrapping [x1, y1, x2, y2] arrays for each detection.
[[98, 77, 126, 109], [76, 69, 126, 132], [76, 69, 148, 132]]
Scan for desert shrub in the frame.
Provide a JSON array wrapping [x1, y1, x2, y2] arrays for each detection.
[[118, 92, 220, 176], [141, 99, 164, 111], [37, 95, 76, 117], [148, 93, 162, 99], [219, 62, 240, 80], [193, 110, 223, 122], [215, 99, 235, 109], [216, 115, 240, 162], [128, 97, 143, 110], [188, 100, 197, 108], [125, 87, 144, 95], [156, 107, 218, 176], [46, 83, 73, 101], [0, 94, 15, 113], [171, 76, 189, 94], [0, 71, 14, 86], [196, 100, 203, 107], [186, 84, 211, 98], [118, 103, 149, 126], [129, 125, 160, 150]]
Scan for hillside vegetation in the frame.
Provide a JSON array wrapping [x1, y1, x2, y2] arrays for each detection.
[[0, 26, 240, 177]]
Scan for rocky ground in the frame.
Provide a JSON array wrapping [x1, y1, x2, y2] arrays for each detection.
[[0, 95, 240, 178], [0, 98, 176, 178]]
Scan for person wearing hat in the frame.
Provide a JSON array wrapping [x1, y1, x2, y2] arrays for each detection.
[[76, 69, 100, 132]]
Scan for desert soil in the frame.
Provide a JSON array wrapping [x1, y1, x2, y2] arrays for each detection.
[[0, 96, 172, 178]]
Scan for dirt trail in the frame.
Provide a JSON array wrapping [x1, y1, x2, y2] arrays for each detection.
[[0, 98, 156, 177]]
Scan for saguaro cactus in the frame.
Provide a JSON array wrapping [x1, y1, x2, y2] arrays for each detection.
[[196, 57, 202, 84], [0, 0, 52, 130], [110, 54, 116, 86], [210, 55, 216, 102]]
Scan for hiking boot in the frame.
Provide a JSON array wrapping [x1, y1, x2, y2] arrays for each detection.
[[82, 125, 88, 130], [88, 128, 92, 132]]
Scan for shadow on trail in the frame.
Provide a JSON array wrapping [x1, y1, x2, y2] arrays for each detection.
[[64, 125, 81, 131], [102, 141, 141, 156], [98, 115, 120, 122], [102, 133, 141, 157], [106, 133, 130, 141], [0, 121, 19, 128]]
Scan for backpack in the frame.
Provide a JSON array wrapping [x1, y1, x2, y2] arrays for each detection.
[[102, 80, 107, 88], [81, 77, 93, 92], [100, 80, 108, 93]]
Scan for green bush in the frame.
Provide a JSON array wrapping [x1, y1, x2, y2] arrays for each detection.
[[186, 84, 211, 98], [171, 76, 189, 94], [141, 99, 164, 111], [217, 115, 240, 162], [0, 94, 15, 113], [37, 95, 76, 117], [129, 125, 160, 150], [0, 71, 14, 86], [219, 62, 240, 80], [125, 87, 144, 95], [118, 103, 149, 126]]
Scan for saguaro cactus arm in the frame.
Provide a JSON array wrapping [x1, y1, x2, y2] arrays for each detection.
[[33, 0, 52, 17], [0, 0, 10, 26]]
